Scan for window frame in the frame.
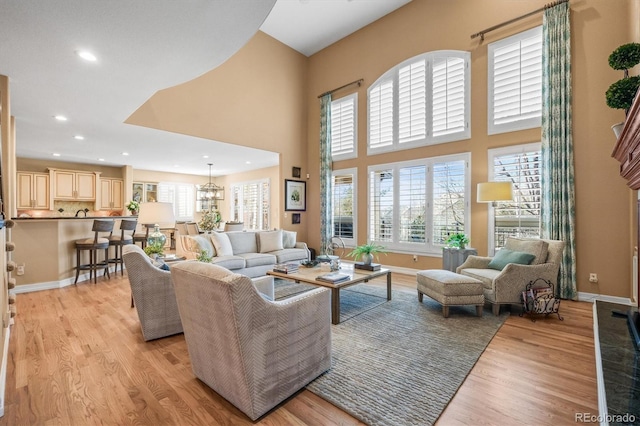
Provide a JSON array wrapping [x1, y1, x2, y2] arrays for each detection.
[[331, 167, 357, 248], [229, 178, 270, 231], [331, 93, 358, 161], [487, 26, 543, 135], [367, 50, 471, 156], [367, 152, 470, 256], [487, 142, 542, 254], [157, 181, 195, 222]]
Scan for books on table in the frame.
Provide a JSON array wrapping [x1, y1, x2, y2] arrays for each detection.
[[316, 272, 350, 284], [273, 263, 299, 274]]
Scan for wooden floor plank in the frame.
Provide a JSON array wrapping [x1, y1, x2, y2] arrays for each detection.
[[0, 270, 598, 425]]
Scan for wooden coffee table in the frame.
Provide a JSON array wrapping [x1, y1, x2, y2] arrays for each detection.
[[267, 264, 391, 324]]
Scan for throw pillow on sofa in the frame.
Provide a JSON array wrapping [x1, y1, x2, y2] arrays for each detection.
[[282, 230, 297, 248], [191, 235, 216, 258], [210, 232, 234, 256], [259, 230, 284, 253]]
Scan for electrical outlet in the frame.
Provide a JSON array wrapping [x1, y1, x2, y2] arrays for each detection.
[[413, 255, 418, 262], [17, 264, 25, 276], [589, 273, 598, 283]]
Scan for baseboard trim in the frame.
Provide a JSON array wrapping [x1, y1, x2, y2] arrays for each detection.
[[11, 267, 119, 294], [577, 291, 633, 306]]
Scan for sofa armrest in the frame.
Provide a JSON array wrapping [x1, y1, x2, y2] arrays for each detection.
[[294, 242, 311, 261], [456, 255, 492, 273], [493, 262, 561, 303], [251, 275, 275, 300]]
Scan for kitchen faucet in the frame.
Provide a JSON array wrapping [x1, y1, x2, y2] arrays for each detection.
[[75, 208, 89, 217]]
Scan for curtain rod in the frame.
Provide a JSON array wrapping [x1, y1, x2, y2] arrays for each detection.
[[317, 78, 363, 99], [470, 0, 568, 41]]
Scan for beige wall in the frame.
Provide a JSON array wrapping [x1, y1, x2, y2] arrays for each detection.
[[127, 31, 308, 238], [304, 0, 637, 298]]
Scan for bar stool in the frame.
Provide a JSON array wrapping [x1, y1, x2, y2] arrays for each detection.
[[108, 219, 137, 275], [133, 224, 154, 249], [75, 219, 114, 284]]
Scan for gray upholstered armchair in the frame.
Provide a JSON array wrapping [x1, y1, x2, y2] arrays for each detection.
[[456, 237, 565, 315], [170, 261, 332, 421], [122, 244, 183, 341]]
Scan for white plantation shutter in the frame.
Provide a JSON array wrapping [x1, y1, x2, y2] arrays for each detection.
[[332, 169, 356, 245], [398, 60, 426, 144], [230, 179, 270, 230], [489, 143, 542, 251], [432, 160, 466, 245], [432, 56, 467, 138], [368, 50, 469, 153], [368, 153, 469, 254], [369, 79, 394, 150], [398, 165, 426, 243], [369, 168, 394, 242], [331, 94, 357, 159], [157, 182, 194, 221], [488, 26, 542, 134]]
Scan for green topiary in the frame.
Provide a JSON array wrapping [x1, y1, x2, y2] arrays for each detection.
[[608, 43, 640, 72], [606, 76, 640, 110], [606, 43, 640, 112]]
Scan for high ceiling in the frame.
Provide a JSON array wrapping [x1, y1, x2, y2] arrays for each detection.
[[0, 0, 411, 178]]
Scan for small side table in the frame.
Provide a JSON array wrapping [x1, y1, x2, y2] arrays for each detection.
[[442, 247, 478, 272]]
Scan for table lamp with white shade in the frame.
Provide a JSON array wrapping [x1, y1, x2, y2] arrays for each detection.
[[137, 202, 176, 248], [476, 182, 513, 206]]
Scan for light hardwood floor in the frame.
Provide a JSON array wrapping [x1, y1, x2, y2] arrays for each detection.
[[1, 271, 598, 425]]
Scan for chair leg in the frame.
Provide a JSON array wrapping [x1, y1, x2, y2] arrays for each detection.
[[103, 248, 110, 279], [442, 305, 449, 318], [492, 303, 500, 316], [476, 305, 483, 317], [417, 290, 423, 303], [75, 249, 81, 284]]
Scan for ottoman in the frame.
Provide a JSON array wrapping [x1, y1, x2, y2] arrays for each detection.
[[417, 269, 484, 318]]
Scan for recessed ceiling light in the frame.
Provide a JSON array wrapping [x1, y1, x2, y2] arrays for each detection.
[[53, 153, 61, 157], [54, 115, 67, 121], [98, 158, 105, 162], [74, 135, 84, 140], [174, 165, 180, 168], [122, 152, 129, 156], [202, 155, 209, 159], [76, 50, 97, 62], [246, 161, 251, 164]]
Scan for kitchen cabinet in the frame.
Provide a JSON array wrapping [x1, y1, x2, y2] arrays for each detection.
[[17, 172, 50, 210], [50, 169, 97, 200], [132, 182, 158, 203], [99, 178, 124, 210]]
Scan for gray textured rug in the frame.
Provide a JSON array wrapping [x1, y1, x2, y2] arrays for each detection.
[[275, 280, 508, 426]]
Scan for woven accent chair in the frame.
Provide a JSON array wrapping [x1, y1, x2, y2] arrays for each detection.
[[457, 237, 565, 315], [122, 244, 183, 341], [170, 261, 332, 421]]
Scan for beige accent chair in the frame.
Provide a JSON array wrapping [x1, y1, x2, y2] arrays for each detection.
[[456, 237, 565, 315], [170, 261, 332, 421], [122, 244, 183, 341]]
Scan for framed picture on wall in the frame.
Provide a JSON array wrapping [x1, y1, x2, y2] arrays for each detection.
[[285, 179, 306, 211], [292, 213, 301, 224], [292, 167, 301, 178]]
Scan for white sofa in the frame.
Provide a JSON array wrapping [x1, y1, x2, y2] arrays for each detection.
[[179, 229, 310, 278]]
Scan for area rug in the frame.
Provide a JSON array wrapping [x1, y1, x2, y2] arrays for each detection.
[[276, 281, 509, 426]]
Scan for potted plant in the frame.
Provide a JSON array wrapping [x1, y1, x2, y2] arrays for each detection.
[[196, 249, 212, 263], [347, 242, 387, 265], [126, 200, 140, 215], [445, 233, 469, 250], [606, 43, 640, 136], [144, 242, 164, 259]]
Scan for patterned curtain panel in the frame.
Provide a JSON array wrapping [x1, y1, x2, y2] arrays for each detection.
[[541, 2, 576, 299], [320, 94, 333, 255]]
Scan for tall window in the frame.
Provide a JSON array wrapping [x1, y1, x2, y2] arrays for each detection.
[[230, 179, 270, 230], [368, 153, 469, 255], [157, 182, 194, 222], [488, 26, 542, 134], [368, 50, 470, 155], [488, 143, 542, 252], [332, 168, 357, 247], [331, 94, 357, 160]]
